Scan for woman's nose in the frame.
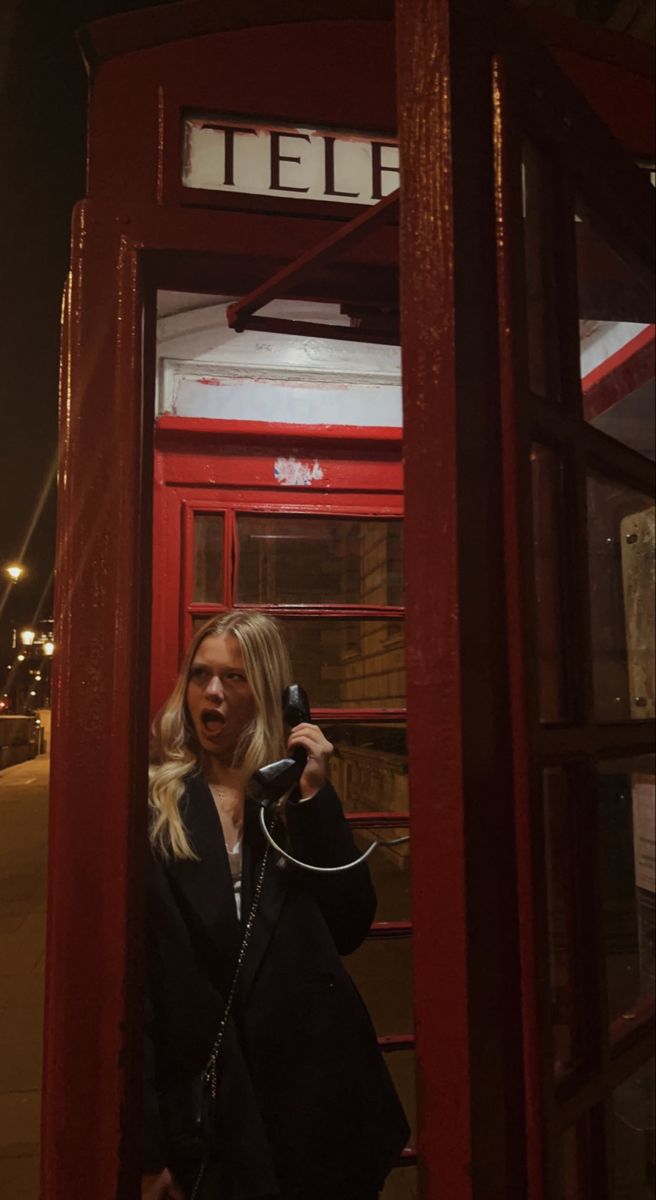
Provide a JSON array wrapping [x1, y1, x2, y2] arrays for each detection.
[[205, 674, 224, 699]]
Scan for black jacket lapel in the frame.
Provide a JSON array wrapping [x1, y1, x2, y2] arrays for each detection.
[[165, 772, 241, 995], [238, 797, 289, 1004]]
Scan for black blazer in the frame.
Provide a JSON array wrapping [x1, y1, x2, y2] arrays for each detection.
[[143, 775, 410, 1200]]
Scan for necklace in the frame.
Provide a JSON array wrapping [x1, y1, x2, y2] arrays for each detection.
[[209, 783, 244, 852]]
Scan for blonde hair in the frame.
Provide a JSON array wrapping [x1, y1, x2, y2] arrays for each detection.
[[149, 611, 292, 860]]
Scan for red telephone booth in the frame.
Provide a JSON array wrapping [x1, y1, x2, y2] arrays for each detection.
[[42, 3, 654, 1198]]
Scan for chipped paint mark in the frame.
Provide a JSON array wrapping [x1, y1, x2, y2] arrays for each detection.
[[274, 457, 324, 487]]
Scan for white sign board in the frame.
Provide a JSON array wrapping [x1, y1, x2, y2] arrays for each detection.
[[183, 117, 399, 205]]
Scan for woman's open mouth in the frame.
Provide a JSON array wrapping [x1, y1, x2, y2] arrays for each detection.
[[201, 709, 225, 736]]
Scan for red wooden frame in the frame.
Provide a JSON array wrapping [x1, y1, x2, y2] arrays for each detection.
[[582, 324, 655, 422], [152, 435, 404, 712], [490, 18, 654, 1200]]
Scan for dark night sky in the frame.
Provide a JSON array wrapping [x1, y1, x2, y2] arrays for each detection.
[[0, 0, 179, 666]]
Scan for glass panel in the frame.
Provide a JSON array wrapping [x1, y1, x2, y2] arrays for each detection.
[[354, 829, 411, 923], [190, 618, 406, 708], [386, 1051, 416, 1156], [236, 513, 403, 606], [155, 293, 402, 426], [382, 1165, 417, 1199], [587, 476, 654, 720], [346, 937, 414, 1175], [323, 720, 410, 921], [192, 513, 224, 603], [532, 444, 566, 721], [282, 618, 405, 709], [598, 756, 655, 1028], [612, 1059, 655, 1200], [576, 202, 655, 459], [522, 140, 558, 401], [543, 768, 578, 1070], [347, 939, 413, 1036]]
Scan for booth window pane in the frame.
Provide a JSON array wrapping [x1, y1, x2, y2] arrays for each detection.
[[543, 768, 578, 1070], [587, 476, 654, 720], [192, 513, 224, 602], [191, 616, 406, 709], [576, 200, 655, 460], [281, 618, 405, 709], [348, 938, 413, 1037], [522, 141, 558, 402], [386, 1052, 416, 1164], [612, 1058, 655, 1200], [382, 1166, 417, 1198], [236, 513, 403, 606], [323, 720, 409, 921], [531, 444, 566, 721], [598, 756, 655, 1031]]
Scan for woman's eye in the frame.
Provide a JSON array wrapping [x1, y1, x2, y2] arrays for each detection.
[[190, 665, 209, 681]]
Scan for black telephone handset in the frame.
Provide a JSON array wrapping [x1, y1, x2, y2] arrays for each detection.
[[250, 684, 312, 806]]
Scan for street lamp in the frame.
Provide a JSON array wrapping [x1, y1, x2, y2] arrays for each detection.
[[43, 640, 55, 656], [19, 629, 36, 647], [5, 563, 25, 582]]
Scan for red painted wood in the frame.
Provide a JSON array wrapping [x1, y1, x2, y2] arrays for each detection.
[[150, 474, 404, 709], [492, 57, 548, 1199], [367, 920, 412, 940], [346, 812, 410, 827], [492, 12, 654, 1196], [154, 448, 404, 493], [155, 415, 403, 444], [227, 192, 398, 329], [84, 17, 397, 214], [396, 4, 472, 1196], [582, 324, 655, 420], [42, 208, 152, 1198], [522, 9, 655, 159], [379, 1033, 416, 1051]]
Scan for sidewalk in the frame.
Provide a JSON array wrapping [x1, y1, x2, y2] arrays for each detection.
[[0, 754, 49, 1200]]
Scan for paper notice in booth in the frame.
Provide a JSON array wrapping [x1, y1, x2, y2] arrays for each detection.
[[632, 775, 655, 894]]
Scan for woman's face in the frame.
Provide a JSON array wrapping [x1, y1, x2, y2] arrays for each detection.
[[186, 633, 256, 761]]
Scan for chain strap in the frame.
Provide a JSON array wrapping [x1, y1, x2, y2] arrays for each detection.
[[188, 824, 276, 1200], [203, 826, 274, 1084]]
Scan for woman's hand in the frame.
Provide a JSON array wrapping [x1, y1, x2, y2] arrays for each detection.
[[141, 1169, 186, 1200], [287, 722, 334, 800]]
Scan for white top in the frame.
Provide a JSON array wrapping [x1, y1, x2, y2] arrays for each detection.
[[226, 839, 243, 919]]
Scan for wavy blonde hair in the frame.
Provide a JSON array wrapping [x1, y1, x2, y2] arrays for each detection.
[[149, 611, 292, 860]]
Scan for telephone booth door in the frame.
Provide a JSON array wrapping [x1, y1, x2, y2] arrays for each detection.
[[397, 2, 654, 1196], [42, 3, 654, 1199]]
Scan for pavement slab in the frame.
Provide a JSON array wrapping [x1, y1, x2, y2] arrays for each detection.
[[0, 754, 49, 1198]]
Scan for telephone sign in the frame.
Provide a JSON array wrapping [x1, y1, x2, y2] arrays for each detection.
[[183, 116, 399, 203]]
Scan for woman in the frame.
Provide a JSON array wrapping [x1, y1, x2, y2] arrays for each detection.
[[142, 611, 409, 1200]]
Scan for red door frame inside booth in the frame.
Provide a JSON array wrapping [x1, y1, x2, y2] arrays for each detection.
[[397, 0, 654, 1197], [151, 429, 404, 716], [42, 2, 654, 1199]]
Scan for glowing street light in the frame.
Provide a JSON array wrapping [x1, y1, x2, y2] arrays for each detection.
[[43, 640, 55, 657], [5, 564, 25, 582], [19, 629, 36, 647]]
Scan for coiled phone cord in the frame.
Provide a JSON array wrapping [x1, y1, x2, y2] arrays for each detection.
[[259, 805, 410, 874]]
